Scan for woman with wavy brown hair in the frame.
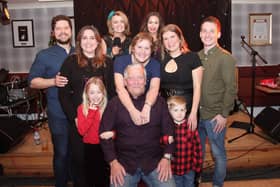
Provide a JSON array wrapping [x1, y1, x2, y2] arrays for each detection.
[[59, 25, 114, 187]]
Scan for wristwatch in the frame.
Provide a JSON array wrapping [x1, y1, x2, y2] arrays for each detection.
[[163, 153, 172, 160]]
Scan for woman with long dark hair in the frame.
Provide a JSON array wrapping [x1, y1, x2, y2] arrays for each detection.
[[59, 25, 114, 187], [140, 11, 165, 60]]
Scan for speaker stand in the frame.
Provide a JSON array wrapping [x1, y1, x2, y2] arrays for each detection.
[[228, 36, 276, 144], [228, 120, 277, 144]]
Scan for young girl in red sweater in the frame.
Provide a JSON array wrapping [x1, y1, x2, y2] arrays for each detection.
[[77, 77, 109, 187]]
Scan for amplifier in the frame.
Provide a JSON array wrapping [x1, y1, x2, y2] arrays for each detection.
[[8, 88, 28, 101]]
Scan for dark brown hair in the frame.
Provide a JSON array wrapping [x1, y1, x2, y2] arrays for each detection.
[[140, 11, 165, 37], [51, 15, 72, 31], [75, 25, 106, 68]]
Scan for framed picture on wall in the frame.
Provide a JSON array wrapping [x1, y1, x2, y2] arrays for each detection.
[[69, 16, 75, 46], [249, 13, 272, 46], [11, 19, 35, 48]]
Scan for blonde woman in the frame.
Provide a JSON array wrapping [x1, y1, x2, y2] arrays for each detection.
[[103, 10, 131, 59]]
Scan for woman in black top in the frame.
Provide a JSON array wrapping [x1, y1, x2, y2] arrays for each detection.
[[103, 10, 131, 59], [160, 24, 203, 131], [59, 25, 114, 187]]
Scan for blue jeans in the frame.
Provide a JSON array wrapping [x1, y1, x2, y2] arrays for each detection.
[[110, 168, 176, 187], [174, 170, 195, 187], [48, 113, 70, 187], [198, 119, 227, 187]]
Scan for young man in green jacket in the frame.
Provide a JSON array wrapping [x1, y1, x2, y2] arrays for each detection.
[[198, 16, 237, 187]]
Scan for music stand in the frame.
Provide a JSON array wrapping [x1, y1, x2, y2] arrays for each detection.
[[228, 36, 276, 144]]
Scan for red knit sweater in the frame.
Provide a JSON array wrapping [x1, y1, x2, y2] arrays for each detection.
[[77, 104, 101, 144]]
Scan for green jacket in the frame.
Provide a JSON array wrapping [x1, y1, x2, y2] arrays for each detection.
[[198, 45, 237, 120]]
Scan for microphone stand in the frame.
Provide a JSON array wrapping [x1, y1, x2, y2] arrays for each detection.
[[228, 36, 276, 144]]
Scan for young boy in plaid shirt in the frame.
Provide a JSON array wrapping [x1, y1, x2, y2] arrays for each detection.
[[161, 96, 203, 187]]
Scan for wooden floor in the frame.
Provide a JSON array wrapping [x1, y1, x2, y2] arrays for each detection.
[[0, 111, 280, 186], [204, 111, 280, 171], [201, 178, 280, 187]]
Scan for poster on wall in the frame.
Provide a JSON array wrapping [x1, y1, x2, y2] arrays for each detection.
[[249, 13, 272, 46], [11, 19, 35, 48]]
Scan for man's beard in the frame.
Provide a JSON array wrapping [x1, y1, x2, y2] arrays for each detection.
[[56, 38, 71, 45]]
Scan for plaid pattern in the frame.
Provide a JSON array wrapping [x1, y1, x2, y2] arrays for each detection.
[[171, 121, 203, 175]]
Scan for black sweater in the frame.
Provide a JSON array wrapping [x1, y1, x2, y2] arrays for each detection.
[[58, 54, 115, 123]]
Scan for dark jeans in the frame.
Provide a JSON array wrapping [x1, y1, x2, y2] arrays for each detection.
[[48, 114, 70, 187]]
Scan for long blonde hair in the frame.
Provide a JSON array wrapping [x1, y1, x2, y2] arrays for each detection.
[[107, 10, 131, 36], [82, 77, 107, 116]]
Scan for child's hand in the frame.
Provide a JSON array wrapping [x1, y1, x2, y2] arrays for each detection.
[[160, 135, 174, 145], [100, 131, 115, 140], [89, 102, 98, 110], [75, 118, 78, 128], [168, 136, 174, 144]]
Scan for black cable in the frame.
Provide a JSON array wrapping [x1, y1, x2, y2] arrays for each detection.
[[202, 141, 266, 170], [201, 140, 280, 181]]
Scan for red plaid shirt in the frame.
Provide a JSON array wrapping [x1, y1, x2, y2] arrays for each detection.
[[162, 121, 203, 175]]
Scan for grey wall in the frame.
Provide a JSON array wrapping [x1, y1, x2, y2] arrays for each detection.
[[0, 4, 73, 73], [232, 2, 280, 66], [0, 1, 279, 73]]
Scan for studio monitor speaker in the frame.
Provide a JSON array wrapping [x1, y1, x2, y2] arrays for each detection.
[[0, 116, 30, 153], [254, 107, 280, 142]]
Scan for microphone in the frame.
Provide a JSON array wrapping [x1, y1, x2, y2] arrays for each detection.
[[112, 37, 121, 48]]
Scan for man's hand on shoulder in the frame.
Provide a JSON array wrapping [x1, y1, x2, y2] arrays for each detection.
[[55, 72, 68, 87]]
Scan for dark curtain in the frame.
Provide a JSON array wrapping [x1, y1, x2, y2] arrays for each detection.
[[74, 0, 231, 52]]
